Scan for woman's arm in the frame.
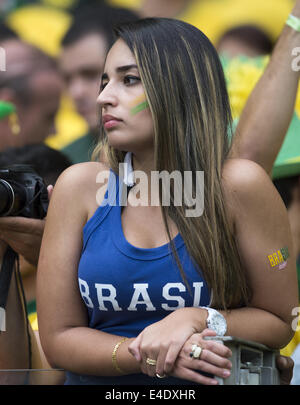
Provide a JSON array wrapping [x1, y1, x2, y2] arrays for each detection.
[[129, 159, 298, 378], [221, 158, 298, 345], [36, 163, 141, 377]]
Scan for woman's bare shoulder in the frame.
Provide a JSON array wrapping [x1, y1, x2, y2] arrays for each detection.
[[50, 162, 111, 216], [222, 158, 285, 223], [222, 158, 269, 189], [221, 158, 275, 201], [55, 161, 110, 188]]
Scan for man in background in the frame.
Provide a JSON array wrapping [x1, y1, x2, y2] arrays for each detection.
[[0, 31, 63, 151]]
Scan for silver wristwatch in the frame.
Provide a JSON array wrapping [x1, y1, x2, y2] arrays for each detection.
[[200, 307, 227, 336]]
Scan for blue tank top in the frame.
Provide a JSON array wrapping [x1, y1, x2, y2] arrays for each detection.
[[65, 169, 211, 385]]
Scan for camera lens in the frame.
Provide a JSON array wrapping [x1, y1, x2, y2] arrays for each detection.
[[0, 180, 14, 216]]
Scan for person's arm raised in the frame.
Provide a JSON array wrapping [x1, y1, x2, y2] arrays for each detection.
[[231, 0, 300, 175], [36, 163, 141, 376]]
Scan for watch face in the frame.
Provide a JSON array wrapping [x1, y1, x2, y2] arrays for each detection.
[[209, 311, 227, 336]]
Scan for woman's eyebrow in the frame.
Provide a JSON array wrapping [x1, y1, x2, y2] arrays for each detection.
[[116, 64, 138, 73], [101, 64, 138, 80]]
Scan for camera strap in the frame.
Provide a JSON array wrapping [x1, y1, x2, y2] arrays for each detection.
[[0, 246, 17, 332], [0, 246, 32, 373]]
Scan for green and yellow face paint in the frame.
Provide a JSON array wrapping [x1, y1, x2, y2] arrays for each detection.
[[0, 101, 15, 119], [268, 247, 289, 270], [129, 93, 149, 116], [0, 101, 20, 135]]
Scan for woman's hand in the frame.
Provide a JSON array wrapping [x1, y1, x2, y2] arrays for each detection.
[[128, 307, 207, 378], [169, 329, 232, 385]]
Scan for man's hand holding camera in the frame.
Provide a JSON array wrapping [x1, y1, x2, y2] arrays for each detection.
[[0, 216, 46, 266], [0, 184, 53, 266]]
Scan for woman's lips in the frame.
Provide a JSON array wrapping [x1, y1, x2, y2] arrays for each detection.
[[103, 119, 122, 129]]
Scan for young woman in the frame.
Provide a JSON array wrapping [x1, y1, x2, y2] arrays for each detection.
[[36, 18, 298, 385]]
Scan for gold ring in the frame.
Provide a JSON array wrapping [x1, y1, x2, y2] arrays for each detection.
[[156, 373, 166, 378], [146, 357, 157, 366]]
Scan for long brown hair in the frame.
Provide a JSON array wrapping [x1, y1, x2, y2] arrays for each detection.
[[93, 18, 251, 310]]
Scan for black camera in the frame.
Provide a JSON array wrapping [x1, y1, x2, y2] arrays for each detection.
[[0, 164, 48, 219]]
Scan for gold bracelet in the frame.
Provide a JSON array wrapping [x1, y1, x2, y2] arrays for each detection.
[[112, 337, 128, 374]]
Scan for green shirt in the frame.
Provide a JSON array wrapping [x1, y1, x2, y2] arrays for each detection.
[[62, 133, 96, 164]]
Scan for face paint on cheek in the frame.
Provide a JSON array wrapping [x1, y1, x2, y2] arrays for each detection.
[[129, 94, 149, 116], [0, 101, 20, 135], [267, 247, 290, 270]]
